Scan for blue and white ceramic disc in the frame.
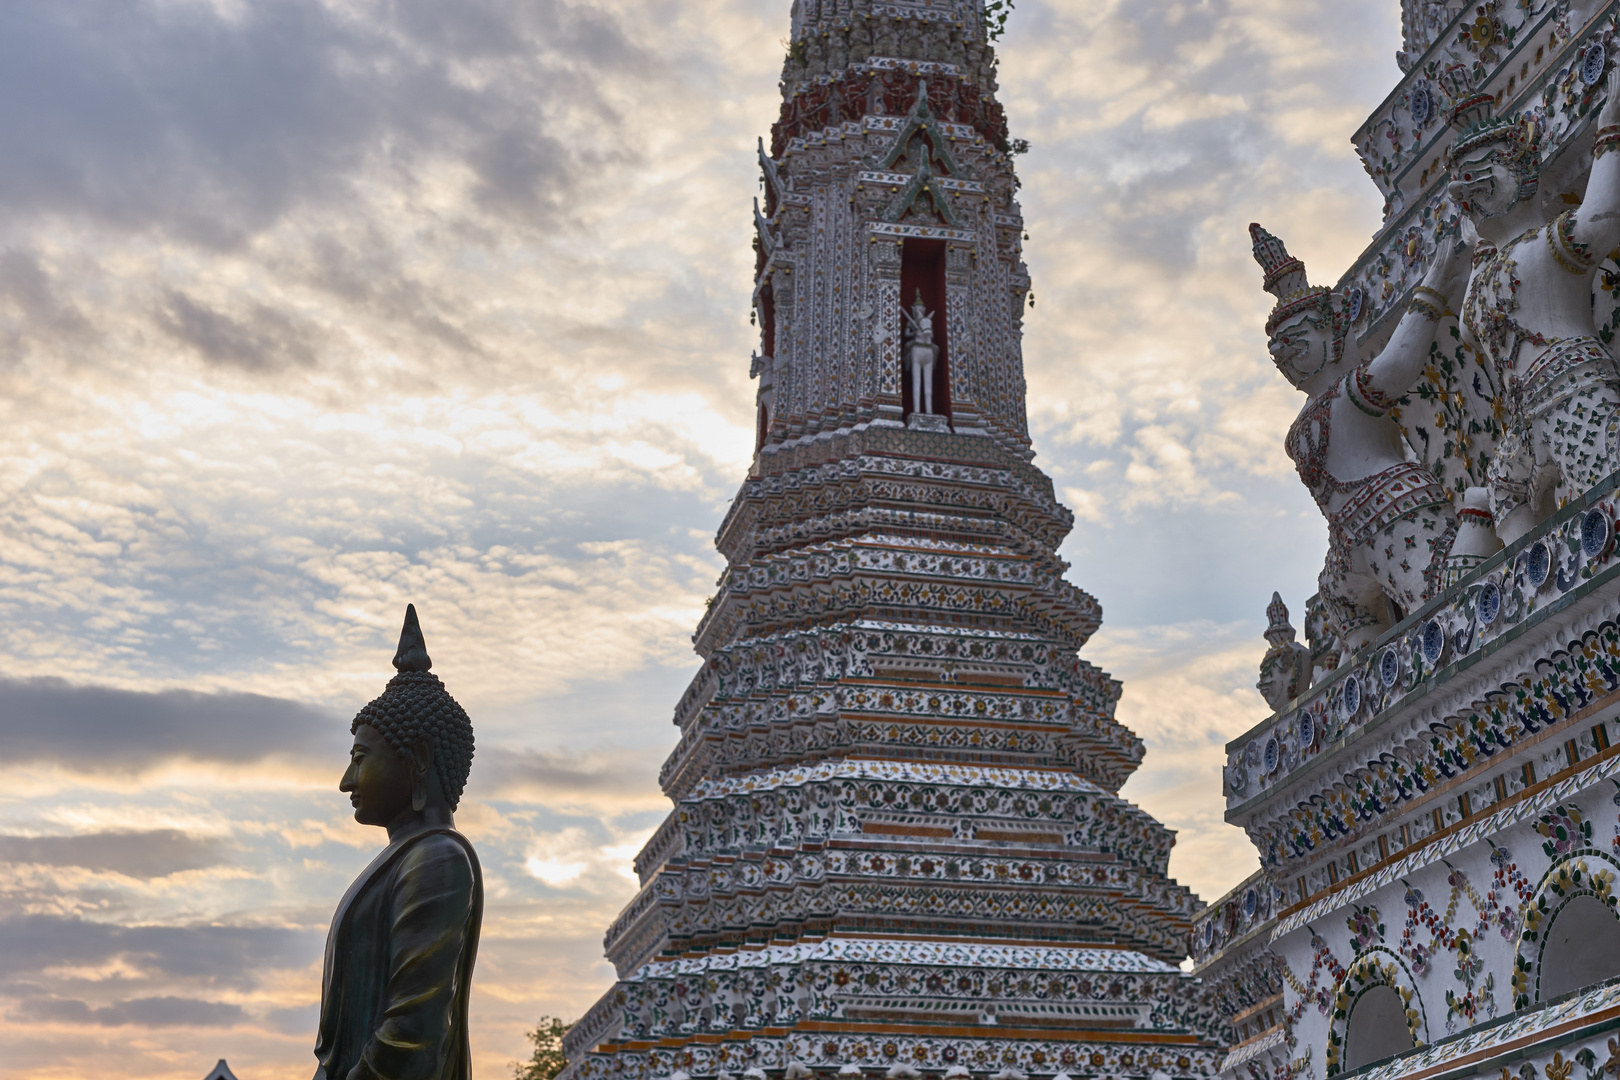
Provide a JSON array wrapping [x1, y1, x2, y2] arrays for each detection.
[[1380, 647, 1401, 687], [1528, 540, 1552, 588], [1584, 42, 1608, 85], [1582, 507, 1611, 557]]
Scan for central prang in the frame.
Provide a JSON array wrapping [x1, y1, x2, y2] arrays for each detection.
[[560, 2, 1224, 1079]]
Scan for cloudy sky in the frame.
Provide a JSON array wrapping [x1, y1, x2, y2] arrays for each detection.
[[0, 0, 1400, 1076]]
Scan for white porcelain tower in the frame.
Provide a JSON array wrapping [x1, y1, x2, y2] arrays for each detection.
[[561, 3, 1223, 1079]]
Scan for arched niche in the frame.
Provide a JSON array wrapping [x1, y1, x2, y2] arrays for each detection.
[[1516, 849, 1620, 1007], [897, 237, 950, 423], [1540, 894, 1620, 999], [1343, 984, 1416, 1071], [1327, 947, 1425, 1077]]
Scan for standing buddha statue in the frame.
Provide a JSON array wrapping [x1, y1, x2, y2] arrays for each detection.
[[313, 604, 482, 1080]]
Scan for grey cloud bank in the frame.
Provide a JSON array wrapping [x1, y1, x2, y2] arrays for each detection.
[[17, 994, 247, 1028], [0, 913, 310, 989], [0, 0, 635, 246], [0, 828, 230, 877], [0, 676, 343, 770]]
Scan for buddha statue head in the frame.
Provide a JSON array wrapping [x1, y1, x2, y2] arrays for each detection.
[[341, 604, 475, 833]]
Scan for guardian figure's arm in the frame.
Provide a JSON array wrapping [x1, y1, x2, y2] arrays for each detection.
[[1570, 67, 1620, 257], [1358, 236, 1473, 404]]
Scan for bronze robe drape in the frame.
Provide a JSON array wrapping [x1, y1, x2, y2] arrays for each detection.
[[314, 826, 482, 1080]]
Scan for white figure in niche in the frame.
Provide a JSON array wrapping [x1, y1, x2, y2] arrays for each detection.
[[1443, 63, 1620, 542], [1252, 223, 1469, 655], [901, 289, 939, 415]]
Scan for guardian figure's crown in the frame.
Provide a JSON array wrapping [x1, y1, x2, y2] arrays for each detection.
[[1440, 61, 1540, 177], [1250, 223, 1339, 338]]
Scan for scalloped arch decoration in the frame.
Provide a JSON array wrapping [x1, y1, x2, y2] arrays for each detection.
[[1326, 947, 1426, 1077], [1512, 848, 1620, 1009]]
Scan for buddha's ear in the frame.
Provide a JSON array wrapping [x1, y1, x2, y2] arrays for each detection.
[[410, 737, 433, 777]]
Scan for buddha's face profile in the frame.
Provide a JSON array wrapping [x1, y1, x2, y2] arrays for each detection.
[[341, 723, 414, 829]]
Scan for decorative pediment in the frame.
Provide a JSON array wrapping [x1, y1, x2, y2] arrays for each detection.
[[882, 160, 960, 226], [879, 81, 961, 177]]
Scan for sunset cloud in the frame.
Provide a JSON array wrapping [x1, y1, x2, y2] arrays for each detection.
[[0, 0, 1403, 1074]]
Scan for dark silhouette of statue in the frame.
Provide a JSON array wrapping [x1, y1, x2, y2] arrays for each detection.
[[313, 604, 482, 1080]]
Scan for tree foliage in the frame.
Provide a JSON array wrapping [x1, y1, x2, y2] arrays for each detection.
[[982, 0, 1015, 42], [513, 1016, 573, 1080]]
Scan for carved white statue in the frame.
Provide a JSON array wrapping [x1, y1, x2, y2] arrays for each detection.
[[901, 289, 939, 415], [1444, 63, 1620, 543], [1252, 223, 1469, 654], [1257, 592, 1312, 711], [1303, 594, 1341, 686], [1445, 484, 1502, 584]]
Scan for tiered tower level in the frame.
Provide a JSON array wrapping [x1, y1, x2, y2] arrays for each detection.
[[562, 3, 1224, 1080]]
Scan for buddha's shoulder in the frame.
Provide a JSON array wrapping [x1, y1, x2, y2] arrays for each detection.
[[396, 830, 476, 875]]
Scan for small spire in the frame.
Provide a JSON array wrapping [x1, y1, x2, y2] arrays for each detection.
[[1249, 223, 1307, 298], [1263, 591, 1297, 646], [392, 603, 433, 673]]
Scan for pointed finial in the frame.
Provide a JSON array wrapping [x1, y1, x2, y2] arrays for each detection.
[[1250, 223, 1338, 338], [392, 603, 433, 673], [1249, 223, 1306, 297], [1263, 591, 1297, 646]]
